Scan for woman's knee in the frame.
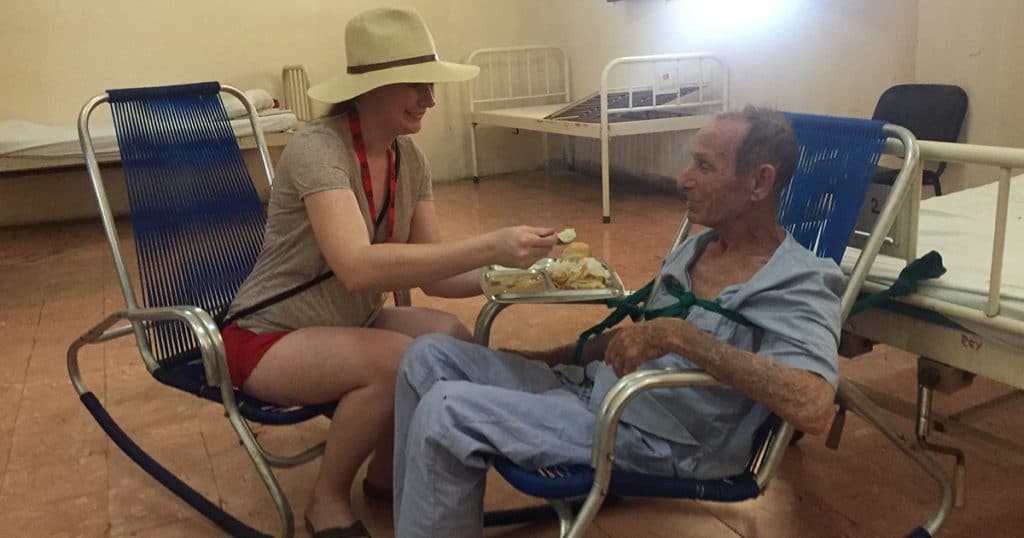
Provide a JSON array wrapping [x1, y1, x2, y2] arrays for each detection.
[[428, 311, 472, 341], [398, 334, 465, 387], [401, 334, 452, 371]]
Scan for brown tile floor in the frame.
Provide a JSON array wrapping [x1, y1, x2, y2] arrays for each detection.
[[1, 170, 1022, 537]]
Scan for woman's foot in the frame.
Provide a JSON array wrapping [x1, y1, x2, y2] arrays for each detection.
[[362, 454, 393, 503], [361, 477, 393, 503], [304, 495, 360, 536], [304, 515, 371, 538]]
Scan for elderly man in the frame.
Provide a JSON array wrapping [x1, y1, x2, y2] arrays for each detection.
[[392, 107, 845, 538]]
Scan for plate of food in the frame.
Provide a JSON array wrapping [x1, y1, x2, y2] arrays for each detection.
[[480, 236, 625, 303]]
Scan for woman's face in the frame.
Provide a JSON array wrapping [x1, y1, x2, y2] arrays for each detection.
[[358, 83, 436, 136]]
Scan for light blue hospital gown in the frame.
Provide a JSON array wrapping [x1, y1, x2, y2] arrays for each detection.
[[393, 230, 846, 538]]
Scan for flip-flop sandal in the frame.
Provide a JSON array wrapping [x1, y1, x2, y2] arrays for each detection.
[[304, 516, 371, 538], [362, 477, 393, 503]]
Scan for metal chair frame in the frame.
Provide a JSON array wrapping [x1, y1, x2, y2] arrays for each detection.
[[67, 83, 406, 537]]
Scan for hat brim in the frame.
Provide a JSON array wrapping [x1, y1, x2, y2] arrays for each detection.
[[307, 61, 480, 104]]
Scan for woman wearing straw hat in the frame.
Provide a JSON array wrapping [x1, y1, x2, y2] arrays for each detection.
[[220, 7, 557, 536]]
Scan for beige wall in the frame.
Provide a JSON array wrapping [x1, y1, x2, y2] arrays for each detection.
[[0, 0, 560, 224], [547, 0, 919, 185], [4, 0, 1020, 224], [916, 0, 1024, 191]]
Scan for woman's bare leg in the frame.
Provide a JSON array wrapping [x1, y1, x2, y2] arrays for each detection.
[[243, 325, 409, 531], [240, 307, 470, 530]]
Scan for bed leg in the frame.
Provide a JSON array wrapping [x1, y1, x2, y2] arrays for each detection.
[[600, 130, 611, 223], [470, 121, 481, 183], [837, 379, 953, 536], [542, 132, 550, 172]]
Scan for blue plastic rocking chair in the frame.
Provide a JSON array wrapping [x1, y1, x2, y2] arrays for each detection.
[[67, 82, 404, 537], [476, 112, 954, 537]]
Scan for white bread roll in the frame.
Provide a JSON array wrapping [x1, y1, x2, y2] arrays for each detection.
[[561, 241, 592, 260]]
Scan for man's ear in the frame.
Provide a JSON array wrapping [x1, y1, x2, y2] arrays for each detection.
[[750, 163, 777, 202]]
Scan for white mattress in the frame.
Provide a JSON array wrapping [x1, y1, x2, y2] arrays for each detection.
[[841, 176, 1024, 346], [0, 110, 298, 158]]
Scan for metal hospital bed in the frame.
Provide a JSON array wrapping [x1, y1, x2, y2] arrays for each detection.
[[467, 46, 727, 223], [842, 139, 1024, 479], [0, 108, 297, 175]]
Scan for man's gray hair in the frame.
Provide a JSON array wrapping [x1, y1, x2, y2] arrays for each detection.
[[717, 106, 798, 195]]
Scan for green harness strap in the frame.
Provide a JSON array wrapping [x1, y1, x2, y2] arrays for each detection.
[[848, 250, 947, 316], [573, 278, 754, 364], [571, 250, 946, 365]]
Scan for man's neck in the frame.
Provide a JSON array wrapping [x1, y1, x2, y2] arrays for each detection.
[[710, 209, 785, 257]]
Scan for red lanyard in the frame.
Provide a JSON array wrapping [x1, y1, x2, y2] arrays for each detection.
[[348, 110, 396, 243]]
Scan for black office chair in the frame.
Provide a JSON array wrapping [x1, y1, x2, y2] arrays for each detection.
[[871, 84, 968, 196]]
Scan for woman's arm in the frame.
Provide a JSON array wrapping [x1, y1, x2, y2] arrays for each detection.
[[306, 190, 555, 293], [407, 200, 487, 298], [604, 318, 836, 435]]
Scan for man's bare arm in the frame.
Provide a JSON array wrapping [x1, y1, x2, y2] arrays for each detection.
[[604, 318, 836, 435]]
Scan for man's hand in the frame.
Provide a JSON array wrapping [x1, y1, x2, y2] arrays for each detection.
[[604, 318, 693, 377]]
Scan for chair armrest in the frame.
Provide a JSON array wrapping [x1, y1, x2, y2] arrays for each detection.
[[115, 306, 228, 388], [591, 368, 721, 469], [473, 296, 627, 347]]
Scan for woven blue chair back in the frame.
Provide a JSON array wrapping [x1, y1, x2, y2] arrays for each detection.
[[780, 112, 886, 264], [108, 82, 266, 364]]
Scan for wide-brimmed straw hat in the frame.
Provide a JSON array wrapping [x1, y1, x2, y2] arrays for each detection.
[[307, 8, 479, 103]]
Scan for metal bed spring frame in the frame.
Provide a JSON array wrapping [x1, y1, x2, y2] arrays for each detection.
[[466, 45, 727, 223], [474, 124, 955, 537], [846, 139, 1024, 493], [67, 85, 307, 538]]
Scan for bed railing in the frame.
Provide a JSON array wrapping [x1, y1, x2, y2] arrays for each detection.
[[467, 45, 571, 112], [873, 139, 1024, 335]]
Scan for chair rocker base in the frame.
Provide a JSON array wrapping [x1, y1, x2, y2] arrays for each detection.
[[77, 349, 339, 537], [78, 391, 271, 538]]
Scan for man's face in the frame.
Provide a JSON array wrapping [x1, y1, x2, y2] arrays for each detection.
[[676, 118, 755, 227]]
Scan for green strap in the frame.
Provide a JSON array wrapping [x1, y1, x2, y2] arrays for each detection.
[[572, 250, 947, 365], [573, 278, 754, 364], [647, 280, 754, 326], [849, 250, 946, 317]]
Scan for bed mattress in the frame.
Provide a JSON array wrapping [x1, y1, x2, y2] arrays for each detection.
[[0, 110, 298, 159], [841, 176, 1024, 346]]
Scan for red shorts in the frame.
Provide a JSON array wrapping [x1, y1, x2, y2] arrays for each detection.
[[221, 322, 289, 389]]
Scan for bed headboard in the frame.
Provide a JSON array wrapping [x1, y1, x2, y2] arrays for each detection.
[[467, 46, 727, 121], [467, 45, 571, 113]]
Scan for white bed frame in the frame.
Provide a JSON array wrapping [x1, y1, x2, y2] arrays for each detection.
[[467, 46, 728, 223], [0, 131, 292, 175], [853, 140, 1024, 387], [846, 140, 1024, 480]]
